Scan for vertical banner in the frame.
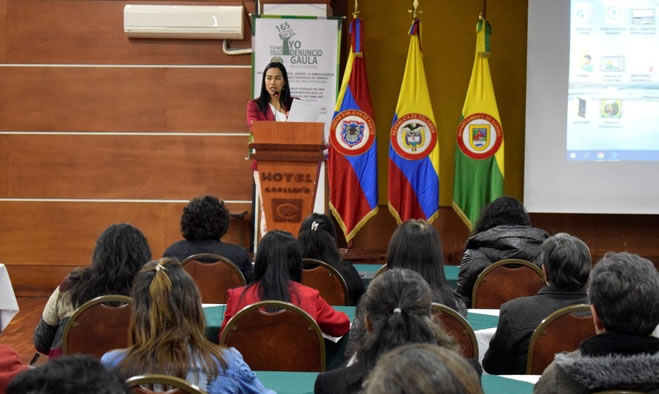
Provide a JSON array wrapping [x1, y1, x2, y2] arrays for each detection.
[[328, 18, 378, 242], [452, 17, 505, 230], [252, 16, 342, 139], [388, 19, 440, 224]]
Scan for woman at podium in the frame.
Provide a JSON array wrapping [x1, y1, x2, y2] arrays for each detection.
[[247, 62, 293, 126], [246, 61, 294, 246]]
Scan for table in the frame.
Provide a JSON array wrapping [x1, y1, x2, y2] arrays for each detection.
[[254, 371, 535, 394], [0, 264, 19, 331], [354, 264, 460, 288]]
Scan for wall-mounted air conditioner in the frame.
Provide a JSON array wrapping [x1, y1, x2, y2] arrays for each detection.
[[124, 5, 244, 40]]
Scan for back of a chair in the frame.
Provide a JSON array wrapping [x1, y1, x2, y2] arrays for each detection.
[[471, 259, 545, 309], [301, 258, 349, 305], [181, 253, 246, 304], [61, 295, 132, 359], [126, 374, 206, 394], [432, 303, 478, 359], [374, 263, 387, 279], [526, 304, 596, 374], [220, 300, 326, 372]]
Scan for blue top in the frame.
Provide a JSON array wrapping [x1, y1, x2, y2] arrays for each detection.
[[101, 347, 274, 394]]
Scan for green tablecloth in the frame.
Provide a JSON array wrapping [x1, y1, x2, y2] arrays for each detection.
[[254, 371, 534, 394], [203, 305, 497, 344], [354, 264, 459, 288]]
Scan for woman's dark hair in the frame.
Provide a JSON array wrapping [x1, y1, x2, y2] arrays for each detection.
[[66, 223, 152, 308], [365, 344, 484, 394], [180, 195, 230, 241], [246, 230, 302, 304], [473, 196, 531, 234], [118, 258, 227, 382], [256, 62, 293, 115], [298, 213, 341, 267], [386, 220, 459, 311], [346, 269, 456, 392]]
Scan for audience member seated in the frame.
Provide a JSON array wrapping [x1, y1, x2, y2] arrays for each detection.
[[101, 258, 272, 394], [163, 195, 253, 283], [0, 345, 29, 393], [220, 230, 349, 338], [7, 354, 129, 394], [483, 233, 591, 374], [534, 252, 659, 393], [315, 269, 462, 394], [34, 223, 152, 358], [346, 219, 465, 357], [298, 213, 365, 306], [364, 344, 484, 394], [456, 196, 549, 306]]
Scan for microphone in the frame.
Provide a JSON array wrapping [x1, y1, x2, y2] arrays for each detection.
[[273, 91, 280, 97]]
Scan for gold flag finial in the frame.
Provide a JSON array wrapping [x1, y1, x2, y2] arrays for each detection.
[[353, 0, 360, 18], [409, 0, 422, 19]]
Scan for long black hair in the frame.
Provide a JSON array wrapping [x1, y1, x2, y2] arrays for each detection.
[[246, 230, 302, 303], [65, 223, 152, 308], [387, 220, 460, 311], [298, 213, 341, 268], [256, 62, 293, 115], [345, 269, 456, 392]]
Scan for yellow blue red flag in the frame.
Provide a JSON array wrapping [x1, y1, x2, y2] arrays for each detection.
[[388, 19, 440, 224], [329, 18, 378, 242]]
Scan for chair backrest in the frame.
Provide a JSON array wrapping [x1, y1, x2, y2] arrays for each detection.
[[219, 300, 326, 372], [61, 295, 132, 359], [526, 304, 596, 374], [181, 253, 246, 304], [431, 303, 478, 359], [471, 259, 545, 309], [301, 258, 349, 305], [126, 374, 206, 394], [374, 263, 387, 279]]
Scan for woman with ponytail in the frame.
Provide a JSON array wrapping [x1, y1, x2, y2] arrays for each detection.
[[101, 258, 271, 394], [298, 213, 365, 305], [314, 269, 460, 394], [220, 230, 349, 338]]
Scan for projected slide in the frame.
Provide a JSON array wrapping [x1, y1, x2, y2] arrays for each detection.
[[567, 0, 659, 161]]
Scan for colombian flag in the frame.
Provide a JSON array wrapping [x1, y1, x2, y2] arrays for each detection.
[[452, 16, 504, 230], [388, 19, 440, 224], [329, 18, 378, 242]]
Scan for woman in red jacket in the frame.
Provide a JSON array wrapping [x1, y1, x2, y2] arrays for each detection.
[[220, 230, 349, 338], [246, 62, 293, 126]]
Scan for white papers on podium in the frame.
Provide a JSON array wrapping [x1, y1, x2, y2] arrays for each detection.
[[288, 100, 322, 122]]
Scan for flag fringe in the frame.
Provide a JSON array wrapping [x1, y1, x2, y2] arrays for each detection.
[[329, 203, 379, 243]]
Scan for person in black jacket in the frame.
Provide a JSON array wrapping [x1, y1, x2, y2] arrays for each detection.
[[456, 196, 549, 307], [298, 213, 365, 306], [314, 269, 460, 394], [163, 195, 253, 283], [482, 233, 591, 374]]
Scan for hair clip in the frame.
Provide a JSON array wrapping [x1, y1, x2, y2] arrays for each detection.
[[155, 263, 166, 272], [393, 307, 402, 314], [311, 221, 319, 231]]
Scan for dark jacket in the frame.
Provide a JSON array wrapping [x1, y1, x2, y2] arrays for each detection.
[[456, 225, 549, 306], [534, 332, 659, 394], [482, 285, 588, 374], [163, 239, 253, 283], [314, 362, 367, 394]]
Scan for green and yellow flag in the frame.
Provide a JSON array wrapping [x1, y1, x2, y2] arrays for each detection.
[[452, 16, 504, 230]]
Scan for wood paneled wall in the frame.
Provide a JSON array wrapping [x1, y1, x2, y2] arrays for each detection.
[[1, 0, 657, 295], [0, 0, 257, 294]]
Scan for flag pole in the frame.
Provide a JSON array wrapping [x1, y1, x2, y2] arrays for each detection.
[[353, 0, 359, 19], [409, 0, 422, 19]]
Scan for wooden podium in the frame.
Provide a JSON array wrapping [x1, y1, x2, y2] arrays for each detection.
[[250, 121, 326, 237]]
